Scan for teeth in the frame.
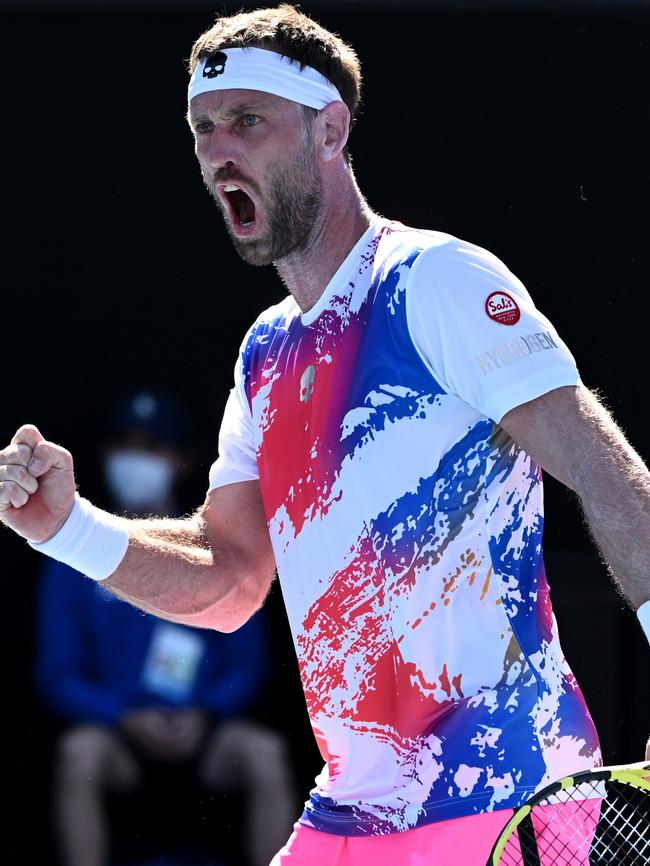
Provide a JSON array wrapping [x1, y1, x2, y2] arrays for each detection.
[[241, 220, 254, 227], [223, 184, 240, 192]]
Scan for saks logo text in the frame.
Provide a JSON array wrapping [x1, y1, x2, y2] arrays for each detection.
[[476, 331, 559, 375], [485, 291, 521, 325]]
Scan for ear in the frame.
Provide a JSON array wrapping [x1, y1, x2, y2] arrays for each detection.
[[315, 100, 350, 162]]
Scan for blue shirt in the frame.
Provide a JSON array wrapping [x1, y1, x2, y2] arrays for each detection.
[[34, 558, 269, 726]]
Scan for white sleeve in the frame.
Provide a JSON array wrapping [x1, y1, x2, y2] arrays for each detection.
[[406, 239, 581, 423], [207, 350, 259, 492]]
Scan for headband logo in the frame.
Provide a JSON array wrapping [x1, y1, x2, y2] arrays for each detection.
[[203, 51, 228, 79]]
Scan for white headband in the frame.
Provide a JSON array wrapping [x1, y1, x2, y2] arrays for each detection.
[[188, 46, 343, 109]]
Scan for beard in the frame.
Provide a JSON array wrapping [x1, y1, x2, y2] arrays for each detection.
[[207, 134, 324, 267]]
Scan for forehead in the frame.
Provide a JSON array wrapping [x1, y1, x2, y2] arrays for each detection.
[[188, 87, 299, 120]]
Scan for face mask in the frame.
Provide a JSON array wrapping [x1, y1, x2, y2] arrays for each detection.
[[104, 450, 175, 511]]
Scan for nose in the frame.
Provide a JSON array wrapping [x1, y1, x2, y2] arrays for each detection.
[[200, 125, 240, 172]]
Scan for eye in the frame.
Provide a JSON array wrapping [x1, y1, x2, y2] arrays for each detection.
[[240, 114, 260, 128], [195, 120, 214, 135]]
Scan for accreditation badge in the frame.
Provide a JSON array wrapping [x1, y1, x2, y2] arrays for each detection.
[[141, 622, 206, 701]]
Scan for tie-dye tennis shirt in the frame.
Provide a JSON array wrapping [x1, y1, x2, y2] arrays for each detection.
[[208, 219, 601, 835]]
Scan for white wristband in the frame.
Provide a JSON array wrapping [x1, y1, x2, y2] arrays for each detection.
[[637, 600, 650, 645], [28, 494, 129, 581]]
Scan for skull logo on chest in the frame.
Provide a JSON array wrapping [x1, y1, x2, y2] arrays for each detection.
[[299, 365, 316, 403]]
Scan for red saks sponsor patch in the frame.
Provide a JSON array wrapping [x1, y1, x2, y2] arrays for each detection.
[[485, 291, 521, 325]]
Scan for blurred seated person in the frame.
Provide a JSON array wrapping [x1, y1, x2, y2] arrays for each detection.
[[33, 389, 296, 866]]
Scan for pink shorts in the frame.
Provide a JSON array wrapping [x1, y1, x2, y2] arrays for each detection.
[[270, 800, 600, 866], [269, 810, 514, 866]]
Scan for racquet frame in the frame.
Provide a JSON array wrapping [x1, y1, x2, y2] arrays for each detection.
[[487, 760, 650, 866]]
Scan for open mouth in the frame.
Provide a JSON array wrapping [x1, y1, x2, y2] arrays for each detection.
[[220, 184, 257, 232]]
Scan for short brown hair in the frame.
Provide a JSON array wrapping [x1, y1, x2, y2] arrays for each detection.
[[188, 4, 363, 129]]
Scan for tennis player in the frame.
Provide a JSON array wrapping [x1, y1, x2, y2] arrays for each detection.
[[1, 6, 648, 865]]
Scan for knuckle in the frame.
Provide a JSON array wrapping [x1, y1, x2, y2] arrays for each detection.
[[17, 444, 33, 464], [17, 466, 38, 491], [0, 480, 25, 506], [0, 444, 32, 467], [14, 484, 29, 506], [14, 465, 28, 483], [0, 464, 31, 486], [11, 424, 41, 448], [48, 444, 73, 467]]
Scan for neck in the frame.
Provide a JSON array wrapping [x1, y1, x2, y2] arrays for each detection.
[[274, 167, 375, 313]]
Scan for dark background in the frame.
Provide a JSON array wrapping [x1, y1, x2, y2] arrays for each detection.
[[1, 1, 649, 863]]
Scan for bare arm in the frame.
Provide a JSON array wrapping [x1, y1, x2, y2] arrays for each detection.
[[500, 384, 650, 610], [0, 425, 275, 632], [105, 481, 276, 632]]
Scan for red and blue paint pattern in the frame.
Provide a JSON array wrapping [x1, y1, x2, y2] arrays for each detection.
[[240, 223, 600, 835]]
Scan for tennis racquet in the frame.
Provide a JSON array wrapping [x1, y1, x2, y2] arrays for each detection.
[[487, 761, 650, 865]]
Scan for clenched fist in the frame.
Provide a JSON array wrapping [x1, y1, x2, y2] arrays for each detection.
[[0, 425, 76, 543]]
